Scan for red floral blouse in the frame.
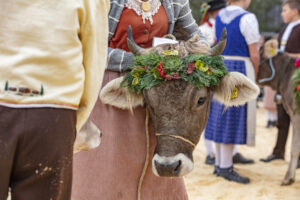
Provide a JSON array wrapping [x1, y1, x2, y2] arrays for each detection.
[[109, 6, 169, 52]]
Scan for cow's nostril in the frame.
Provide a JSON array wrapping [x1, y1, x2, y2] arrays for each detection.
[[173, 160, 181, 174], [154, 160, 182, 176], [154, 160, 161, 170]]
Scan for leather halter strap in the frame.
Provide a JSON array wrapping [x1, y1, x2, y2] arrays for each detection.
[[258, 57, 276, 84], [156, 133, 196, 149], [258, 52, 291, 85]]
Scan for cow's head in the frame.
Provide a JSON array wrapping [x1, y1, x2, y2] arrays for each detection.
[[257, 39, 280, 86], [100, 27, 259, 177], [257, 39, 295, 89]]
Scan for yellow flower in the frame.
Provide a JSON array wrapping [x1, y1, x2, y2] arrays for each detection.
[[162, 50, 179, 56], [132, 77, 139, 86], [231, 87, 238, 99], [131, 67, 145, 78], [195, 60, 208, 72]]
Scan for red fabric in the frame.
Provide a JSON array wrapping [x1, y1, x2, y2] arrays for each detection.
[[109, 6, 169, 51], [207, 21, 213, 27]]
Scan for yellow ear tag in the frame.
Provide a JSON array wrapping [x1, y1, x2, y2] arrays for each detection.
[[270, 48, 277, 56], [231, 87, 238, 99]]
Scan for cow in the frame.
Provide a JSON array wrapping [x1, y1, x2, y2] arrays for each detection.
[[257, 39, 300, 185], [95, 26, 260, 178]]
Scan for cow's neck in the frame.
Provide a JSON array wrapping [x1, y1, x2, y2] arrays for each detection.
[[273, 54, 296, 115], [269, 54, 295, 93]]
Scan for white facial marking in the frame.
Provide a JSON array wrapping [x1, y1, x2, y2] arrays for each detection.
[[152, 153, 193, 176]]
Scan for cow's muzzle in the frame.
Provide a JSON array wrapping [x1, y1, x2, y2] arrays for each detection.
[[154, 160, 182, 176], [152, 153, 193, 177]]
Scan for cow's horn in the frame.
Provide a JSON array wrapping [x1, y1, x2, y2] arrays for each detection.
[[211, 28, 227, 56], [127, 25, 146, 55]]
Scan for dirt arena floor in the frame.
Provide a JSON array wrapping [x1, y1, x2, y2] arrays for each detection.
[[185, 103, 300, 200]]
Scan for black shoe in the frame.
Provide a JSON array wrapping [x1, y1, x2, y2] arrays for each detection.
[[219, 166, 250, 184], [260, 154, 284, 163], [233, 153, 254, 164], [266, 120, 272, 128], [213, 166, 220, 175], [271, 120, 278, 127], [205, 155, 215, 165]]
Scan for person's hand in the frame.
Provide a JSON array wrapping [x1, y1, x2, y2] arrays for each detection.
[[184, 34, 211, 55], [74, 120, 102, 152]]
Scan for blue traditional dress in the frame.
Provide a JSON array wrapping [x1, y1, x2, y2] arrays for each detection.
[[205, 6, 259, 146]]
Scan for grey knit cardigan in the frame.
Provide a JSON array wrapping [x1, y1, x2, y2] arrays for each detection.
[[107, 0, 206, 72]]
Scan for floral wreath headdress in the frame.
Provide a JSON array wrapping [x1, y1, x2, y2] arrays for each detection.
[[121, 26, 229, 95]]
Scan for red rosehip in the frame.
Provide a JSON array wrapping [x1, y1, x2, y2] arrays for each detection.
[[160, 71, 166, 78], [159, 62, 164, 69], [295, 58, 300, 68], [297, 85, 300, 92]]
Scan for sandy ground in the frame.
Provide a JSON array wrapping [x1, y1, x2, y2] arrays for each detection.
[[7, 104, 300, 200], [185, 103, 300, 200]]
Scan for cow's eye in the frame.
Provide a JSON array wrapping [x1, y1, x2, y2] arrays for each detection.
[[197, 97, 206, 106]]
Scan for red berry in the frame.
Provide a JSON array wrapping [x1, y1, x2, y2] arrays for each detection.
[[295, 58, 300, 68], [297, 85, 300, 92]]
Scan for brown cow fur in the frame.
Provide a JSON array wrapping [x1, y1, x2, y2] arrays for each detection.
[[143, 80, 210, 160]]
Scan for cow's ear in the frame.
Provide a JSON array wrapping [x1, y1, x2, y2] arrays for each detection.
[[99, 77, 144, 110], [213, 72, 259, 106], [263, 39, 278, 58]]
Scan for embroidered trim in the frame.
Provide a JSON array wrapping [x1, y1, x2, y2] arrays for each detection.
[[125, 0, 161, 24], [0, 99, 78, 109], [4, 81, 44, 97]]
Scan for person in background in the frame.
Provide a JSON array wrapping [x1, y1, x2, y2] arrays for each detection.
[[260, 0, 300, 168], [199, 0, 227, 46], [259, 34, 278, 129], [71, 0, 209, 200], [205, 0, 260, 184], [200, 0, 255, 166], [263, 86, 278, 128], [0, 0, 109, 199]]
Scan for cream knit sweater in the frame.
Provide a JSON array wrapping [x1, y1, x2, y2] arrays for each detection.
[[0, 0, 109, 130]]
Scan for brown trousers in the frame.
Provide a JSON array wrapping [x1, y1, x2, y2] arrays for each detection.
[[272, 104, 290, 158], [0, 106, 76, 200]]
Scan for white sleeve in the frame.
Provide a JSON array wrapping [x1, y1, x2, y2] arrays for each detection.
[[76, 0, 109, 131], [240, 13, 260, 45], [199, 24, 215, 46]]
